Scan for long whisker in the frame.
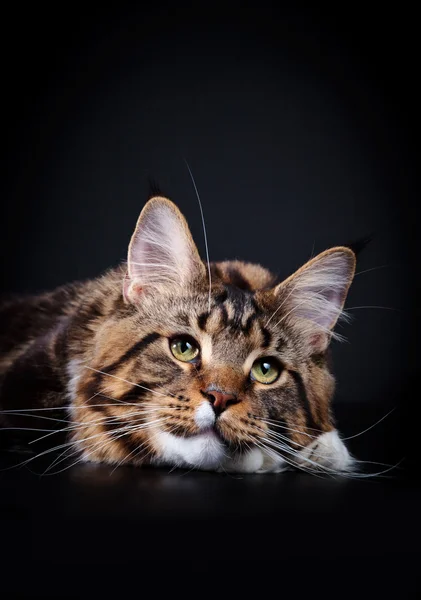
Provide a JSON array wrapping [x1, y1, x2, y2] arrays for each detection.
[[41, 417, 171, 474], [2, 400, 171, 441], [256, 435, 343, 477], [28, 407, 165, 445], [142, 423, 185, 470], [0, 401, 163, 414], [74, 414, 175, 473], [255, 424, 383, 469], [184, 158, 212, 313], [258, 417, 320, 438], [1, 416, 170, 474], [243, 432, 317, 476], [83, 366, 176, 398], [0, 427, 56, 433], [0, 411, 72, 424], [0, 406, 73, 413], [354, 264, 391, 277], [244, 425, 355, 477], [258, 432, 401, 479], [107, 415, 188, 475], [340, 408, 396, 440], [346, 306, 401, 312], [109, 440, 149, 475]]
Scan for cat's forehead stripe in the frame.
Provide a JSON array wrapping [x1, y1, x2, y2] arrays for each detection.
[[260, 327, 272, 348], [197, 312, 209, 331], [103, 332, 160, 374], [195, 287, 277, 353]]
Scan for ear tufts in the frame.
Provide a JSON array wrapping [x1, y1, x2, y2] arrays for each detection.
[[124, 196, 205, 303], [273, 247, 356, 352], [147, 176, 165, 200], [343, 233, 374, 258]]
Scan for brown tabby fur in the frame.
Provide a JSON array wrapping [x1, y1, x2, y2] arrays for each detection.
[[0, 196, 356, 472]]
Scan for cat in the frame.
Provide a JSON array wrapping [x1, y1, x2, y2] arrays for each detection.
[[0, 194, 358, 475]]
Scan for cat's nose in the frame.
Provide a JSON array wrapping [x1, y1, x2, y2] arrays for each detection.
[[203, 389, 239, 414]]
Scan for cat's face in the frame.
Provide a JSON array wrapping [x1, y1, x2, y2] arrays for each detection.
[[72, 197, 356, 474]]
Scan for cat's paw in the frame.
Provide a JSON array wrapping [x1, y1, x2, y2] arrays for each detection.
[[217, 431, 352, 475], [254, 451, 289, 473], [219, 448, 287, 474], [295, 430, 353, 474]]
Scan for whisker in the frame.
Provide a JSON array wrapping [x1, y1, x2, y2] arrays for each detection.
[[42, 448, 77, 475], [1, 406, 73, 413], [244, 425, 356, 478], [0, 427, 56, 433], [109, 440, 149, 474], [84, 366, 176, 398], [85, 416, 174, 470], [0, 411, 72, 424], [1, 416, 170, 473], [0, 401, 164, 414], [340, 408, 396, 441], [244, 433, 316, 476], [42, 417, 171, 474], [258, 417, 321, 437], [260, 427, 364, 466], [354, 264, 391, 277], [346, 306, 401, 312], [184, 158, 212, 313], [256, 436, 341, 478], [258, 432, 400, 479], [111, 421, 185, 475], [28, 407, 163, 445]]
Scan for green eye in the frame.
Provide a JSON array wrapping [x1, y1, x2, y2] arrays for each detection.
[[170, 337, 200, 362], [250, 357, 281, 384]]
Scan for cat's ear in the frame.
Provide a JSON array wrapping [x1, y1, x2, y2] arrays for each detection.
[[272, 247, 356, 352], [124, 196, 206, 303]]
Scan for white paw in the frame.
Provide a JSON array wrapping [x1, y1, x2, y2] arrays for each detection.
[[255, 451, 289, 473], [296, 430, 353, 473], [220, 448, 287, 474]]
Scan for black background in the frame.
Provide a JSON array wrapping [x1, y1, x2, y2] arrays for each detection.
[[1, 2, 420, 592], [2, 2, 418, 458]]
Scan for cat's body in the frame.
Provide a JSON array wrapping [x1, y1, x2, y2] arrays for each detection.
[[0, 196, 356, 474]]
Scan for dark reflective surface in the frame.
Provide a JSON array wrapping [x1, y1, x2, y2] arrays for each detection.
[[1, 402, 420, 596]]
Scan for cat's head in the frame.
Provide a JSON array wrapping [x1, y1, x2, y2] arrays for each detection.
[[74, 196, 356, 474]]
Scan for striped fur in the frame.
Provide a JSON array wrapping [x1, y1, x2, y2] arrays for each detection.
[[0, 196, 356, 474]]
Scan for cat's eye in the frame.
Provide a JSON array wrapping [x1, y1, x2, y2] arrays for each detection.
[[250, 357, 281, 384], [170, 337, 200, 362]]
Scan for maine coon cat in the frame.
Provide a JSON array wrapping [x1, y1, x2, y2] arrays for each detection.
[[0, 194, 357, 474]]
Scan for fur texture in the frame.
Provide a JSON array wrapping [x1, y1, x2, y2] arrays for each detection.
[[0, 196, 357, 475]]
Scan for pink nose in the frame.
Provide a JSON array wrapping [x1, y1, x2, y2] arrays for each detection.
[[203, 389, 239, 414]]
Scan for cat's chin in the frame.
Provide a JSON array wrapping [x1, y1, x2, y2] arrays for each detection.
[[154, 429, 227, 470]]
